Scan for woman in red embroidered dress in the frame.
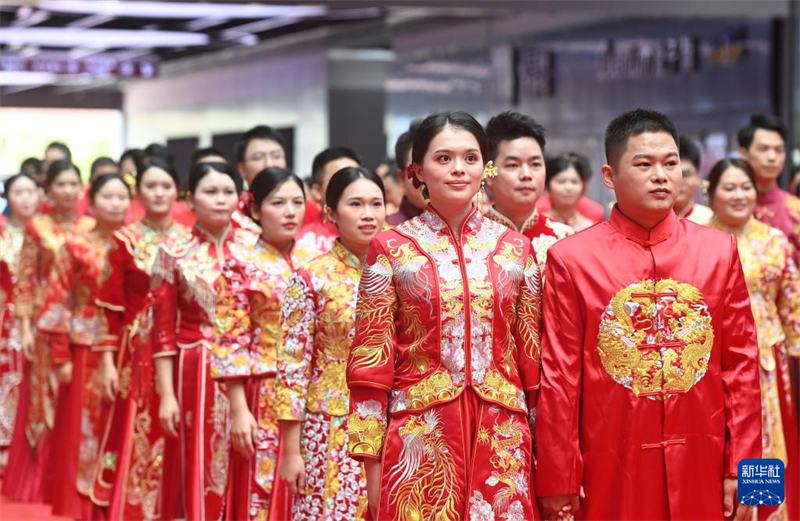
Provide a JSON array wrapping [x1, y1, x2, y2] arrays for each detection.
[[153, 162, 253, 521], [91, 158, 191, 521], [50, 174, 131, 520], [0, 174, 40, 473], [277, 167, 387, 521], [3, 161, 94, 502], [212, 167, 311, 521], [346, 112, 542, 521]]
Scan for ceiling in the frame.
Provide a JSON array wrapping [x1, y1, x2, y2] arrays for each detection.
[[0, 0, 791, 101], [0, 1, 397, 95]]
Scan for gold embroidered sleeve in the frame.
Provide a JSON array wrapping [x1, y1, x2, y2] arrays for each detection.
[[515, 252, 542, 395], [347, 388, 388, 460], [778, 240, 800, 356], [347, 239, 398, 389]]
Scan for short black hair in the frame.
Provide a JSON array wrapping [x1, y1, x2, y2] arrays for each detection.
[[45, 159, 81, 189], [394, 119, 423, 173], [604, 108, 679, 166], [326, 166, 385, 211], [411, 111, 488, 167], [545, 155, 588, 187], [678, 136, 701, 171], [311, 146, 361, 185], [191, 147, 228, 165], [486, 111, 546, 161], [235, 125, 286, 163], [20, 157, 42, 176], [46, 141, 71, 161], [91, 156, 117, 176], [737, 114, 787, 150]]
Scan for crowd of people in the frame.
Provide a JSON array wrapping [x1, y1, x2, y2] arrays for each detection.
[[0, 107, 797, 521]]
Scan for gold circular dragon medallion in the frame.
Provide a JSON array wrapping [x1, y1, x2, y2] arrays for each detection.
[[597, 278, 714, 400]]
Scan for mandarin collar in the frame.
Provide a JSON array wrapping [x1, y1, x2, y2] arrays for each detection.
[[607, 205, 677, 246], [425, 203, 481, 237], [331, 239, 361, 270], [488, 205, 539, 233], [193, 223, 233, 244], [141, 216, 175, 232]]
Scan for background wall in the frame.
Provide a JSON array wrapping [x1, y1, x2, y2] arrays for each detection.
[[123, 47, 329, 177]]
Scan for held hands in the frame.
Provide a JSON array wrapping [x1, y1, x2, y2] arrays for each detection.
[[158, 394, 181, 438], [279, 451, 306, 495], [230, 407, 257, 459], [723, 478, 754, 521], [539, 487, 585, 521]]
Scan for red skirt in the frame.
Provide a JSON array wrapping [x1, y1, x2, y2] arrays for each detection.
[[377, 388, 538, 521], [50, 344, 107, 520], [91, 329, 177, 521], [0, 331, 64, 502], [775, 344, 798, 521], [224, 376, 291, 521], [176, 345, 230, 521]]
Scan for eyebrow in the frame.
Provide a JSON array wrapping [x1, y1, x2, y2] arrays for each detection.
[[434, 148, 480, 154], [504, 154, 543, 161], [632, 152, 679, 160]]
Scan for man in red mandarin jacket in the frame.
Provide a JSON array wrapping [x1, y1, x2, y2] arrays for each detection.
[[536, 108, 761, 521]]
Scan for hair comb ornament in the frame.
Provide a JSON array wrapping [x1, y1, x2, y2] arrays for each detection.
[[482, 160, 498, 180], [123, 172, 138, 197]]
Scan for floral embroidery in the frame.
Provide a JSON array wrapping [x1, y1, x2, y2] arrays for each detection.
[[713, 217, 800, 469], [212, 238, 302, 379], [294, 413, 367, 521], [347, 399, 386, 458], [277, 242, 361, 419]]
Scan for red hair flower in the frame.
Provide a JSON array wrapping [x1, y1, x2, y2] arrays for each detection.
[[239, 191, 255, 219], [406, 163, 423, 189]]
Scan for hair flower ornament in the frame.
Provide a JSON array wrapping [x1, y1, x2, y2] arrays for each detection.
[[406, 163, 424, 189]]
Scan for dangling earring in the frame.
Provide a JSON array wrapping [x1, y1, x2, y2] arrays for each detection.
[[480, 161, 498, 209]]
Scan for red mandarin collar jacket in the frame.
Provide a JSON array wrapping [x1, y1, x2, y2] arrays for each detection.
[[536, 207, 761, 520]]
